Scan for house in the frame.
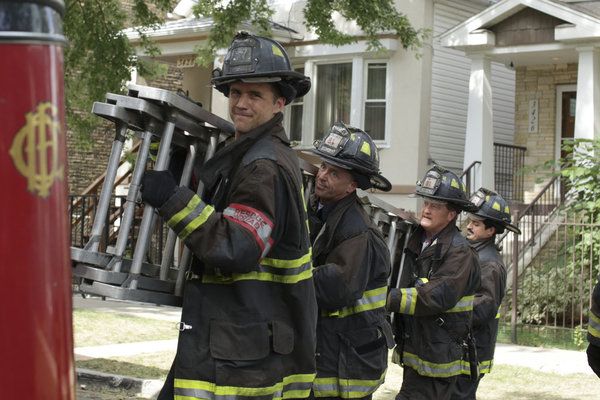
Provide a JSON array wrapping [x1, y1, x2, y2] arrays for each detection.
[[111, 0, 521, 211], [441, 0, 600, 202]]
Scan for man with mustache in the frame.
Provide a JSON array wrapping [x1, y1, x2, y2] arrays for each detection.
[[451, 188, 520, 399], [386, 165, 480, 400], [307, 123, 394, 399], [140, 32, 317, 400]]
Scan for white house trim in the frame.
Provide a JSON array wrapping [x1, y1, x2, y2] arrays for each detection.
[[574, 46, 600, 140], [554, 83, 577, 162]]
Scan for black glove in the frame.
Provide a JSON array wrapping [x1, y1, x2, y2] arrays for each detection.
[[141, 170, 178, 209], [587, 343, 600, 378]]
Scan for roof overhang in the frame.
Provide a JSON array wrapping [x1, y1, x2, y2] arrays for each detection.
[[124, 17, 303, 58], [440, 0, 600, 66]]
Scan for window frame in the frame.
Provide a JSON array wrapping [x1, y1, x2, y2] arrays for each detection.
[[284, 57, 391, 149]]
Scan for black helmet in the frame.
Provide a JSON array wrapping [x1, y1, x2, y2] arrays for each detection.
[[211, 32, 310, 105], [469, 188, 521, 234], [310, 122, 391, 192], [415, 165, 478, 212]]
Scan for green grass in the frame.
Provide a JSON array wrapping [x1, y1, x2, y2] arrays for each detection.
[[76, 350, 174, 379], [73, 309, 178, 347], [374, 362, 598, 400], [497, 323, 587, 351]]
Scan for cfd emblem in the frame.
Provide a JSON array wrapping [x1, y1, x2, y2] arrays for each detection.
[[9, 102, 64, 198]]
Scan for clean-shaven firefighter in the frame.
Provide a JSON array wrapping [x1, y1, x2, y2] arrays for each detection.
[[451, 188, 521, 400], [307, 123, 394, 399], [140, 32, 318, 400], [386, 165, 481, 400]]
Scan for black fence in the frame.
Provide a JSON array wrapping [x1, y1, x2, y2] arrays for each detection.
[[494, 142, 526, 202]]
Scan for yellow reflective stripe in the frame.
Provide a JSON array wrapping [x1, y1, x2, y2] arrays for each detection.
[[313, 371, 386, 399], [262, 251, 312, 269], [447, 295, 474, 313], [175, 373, 315, 399], [322, 286, 387, 318], [202, 268, 313, 285], [460, 359, 493, 375], [479, 360, 493, 374], [403, 351, 463, 378], [496, 312, 500, 319], [168, 195, 201, 228], [180, 204, 215, 240], [399, 287, 418, 315], [589, 311, 600, 339], [202, 253, 313, 285]]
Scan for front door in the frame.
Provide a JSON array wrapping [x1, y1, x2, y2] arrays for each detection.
[[560, 91, 576, 159]]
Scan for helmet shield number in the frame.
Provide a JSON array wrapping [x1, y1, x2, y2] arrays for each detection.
[[228, 45, 254, 74], [470, 190, 486, 208], [419, 170, 442, 195], [318, 133, 348, 156]]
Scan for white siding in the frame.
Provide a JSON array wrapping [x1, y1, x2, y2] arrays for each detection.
[[430, 0, 515, 173]]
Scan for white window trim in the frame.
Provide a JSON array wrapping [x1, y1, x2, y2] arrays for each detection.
[[285, 57, 391, 150]]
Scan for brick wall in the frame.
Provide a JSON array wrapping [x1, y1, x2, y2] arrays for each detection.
[[67, 63, 184, 194], [514, 63, 577, 202]]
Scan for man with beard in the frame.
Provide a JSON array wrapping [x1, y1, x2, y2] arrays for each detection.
[[451, 188, 520, 399]]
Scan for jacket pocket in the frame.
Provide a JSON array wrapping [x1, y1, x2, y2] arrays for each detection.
[[338, 325, 388, 379], [272, 320, 294, 355], [209, 320, 270, 361]]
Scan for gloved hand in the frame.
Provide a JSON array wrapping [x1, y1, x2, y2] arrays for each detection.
[[141, 170, 178, 209], [587, 343, 600, 378], [386, 288, 402, 313]]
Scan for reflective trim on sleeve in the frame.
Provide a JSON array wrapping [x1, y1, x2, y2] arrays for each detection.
[[589, 311, 600, 339], [312, 371, 386, 399], [322, 286, 388, 318], [167, 195, 215, 240], [496, 312, 500, 319], [202, 251, 313, 285], [446, 295, 475, 313], [460, 359, 493, 375], [223, 203, 274, 257], [403, 351, 463, 378], [399, 288, 418, 315], [174, 373, 315, 400]]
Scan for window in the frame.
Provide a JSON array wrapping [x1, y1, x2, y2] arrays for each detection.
[[315, 63, 352, 139], [284, 58, 388, 146], [364, 63, 387, 140]]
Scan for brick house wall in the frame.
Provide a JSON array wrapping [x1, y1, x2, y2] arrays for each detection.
[[514, 63, 577, 202]]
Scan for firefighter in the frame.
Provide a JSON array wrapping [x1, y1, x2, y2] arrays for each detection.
[[306, 123, 394, 399], [587, 276, 600, 378], [386, 165, 481, 400], [451, 188, 521, 399], [140, 32, 317, 399]]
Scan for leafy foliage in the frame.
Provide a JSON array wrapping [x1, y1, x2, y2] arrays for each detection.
[[64, 0, 173, 145], [508, 138, 600, 343], [64, 0, 424, 140], [193, 0, 426, 65]]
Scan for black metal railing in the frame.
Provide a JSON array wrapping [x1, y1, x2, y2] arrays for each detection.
[[494, 142, 526, 202], [69, 194, 168, 265]]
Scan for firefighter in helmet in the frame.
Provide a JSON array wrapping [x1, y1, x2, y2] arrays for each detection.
[[451, 188, 521, 399], [141, 32, 317, 399], [386, 165, 481, 400], [307, 122, 394, 399]]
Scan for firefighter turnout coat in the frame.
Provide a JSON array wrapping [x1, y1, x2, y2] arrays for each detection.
[[308, 193, 393, 398], [391, 222, 480, 378], [469, 238, 506, 375], [157, 113, 317, 399]]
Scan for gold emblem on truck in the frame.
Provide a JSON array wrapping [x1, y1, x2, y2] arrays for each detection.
[[9, 102, 64, 198]]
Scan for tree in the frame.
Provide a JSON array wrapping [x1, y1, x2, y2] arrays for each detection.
[[64, 0, 425, 142]]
